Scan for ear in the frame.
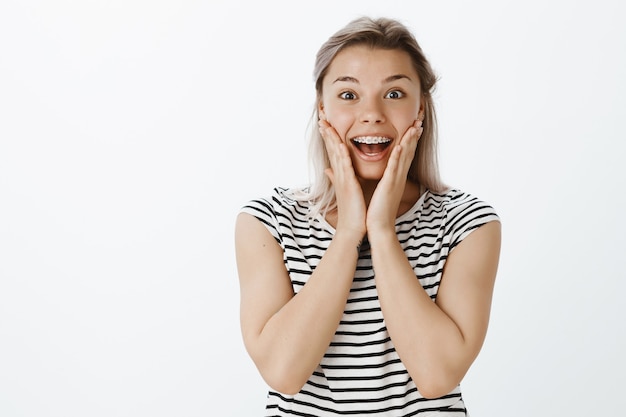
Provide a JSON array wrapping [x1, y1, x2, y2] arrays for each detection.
[[318, 101, 327, 121], [417, 104, 425, 121]]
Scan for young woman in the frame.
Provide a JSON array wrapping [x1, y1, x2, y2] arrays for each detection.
[[235, 16, 501, 416]]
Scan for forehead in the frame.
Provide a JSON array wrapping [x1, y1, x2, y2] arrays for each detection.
[[324, 45, 418, 83]]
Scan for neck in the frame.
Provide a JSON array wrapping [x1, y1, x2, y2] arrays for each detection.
[[324, 180, 422, 230], [359, 179, 378, 208], [359, 178, 422, 213]]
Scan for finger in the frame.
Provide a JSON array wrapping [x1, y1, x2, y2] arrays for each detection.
[[318, 119, 343, 148], [324, 167, 335, 185], [383, 121, 421, 183], [397, 121, 422, 167], [387, 143, 403, 172], [319, 120, 345, 166], [319, 120, 356, 178], [400, 119, 422, 148]]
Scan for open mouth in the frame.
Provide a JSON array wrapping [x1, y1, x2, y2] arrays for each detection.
[[351, 136, 393, 156]]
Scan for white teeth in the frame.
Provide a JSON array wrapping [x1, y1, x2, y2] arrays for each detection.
[[352, 136, 392, 144]]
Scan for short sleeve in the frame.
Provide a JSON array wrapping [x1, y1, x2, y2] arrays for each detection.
[[445, 191, 500, 251], [240, 192, 282, 245]]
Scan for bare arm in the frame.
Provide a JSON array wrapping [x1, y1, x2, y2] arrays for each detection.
[[235, 212, 362, 395], [363, 120, 501, 398], [368, 220, 501, 398]]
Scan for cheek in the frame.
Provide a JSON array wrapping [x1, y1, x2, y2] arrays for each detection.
[[396, 102, 421, 125], [393, 110, 421, 133], [326, 111, 354, 141]]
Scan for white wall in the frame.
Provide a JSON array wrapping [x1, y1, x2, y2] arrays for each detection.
[[1, 1, 624, 416]]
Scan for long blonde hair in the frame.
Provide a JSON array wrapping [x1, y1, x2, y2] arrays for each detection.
[[297, 16, 447, 218]]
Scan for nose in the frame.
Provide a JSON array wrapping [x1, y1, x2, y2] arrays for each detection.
[[359, 98, 386, 124]]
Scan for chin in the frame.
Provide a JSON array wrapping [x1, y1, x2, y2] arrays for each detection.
[[355, 167, 385, 182]]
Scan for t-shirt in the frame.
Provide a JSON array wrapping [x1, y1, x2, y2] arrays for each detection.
[[241, 187, 500, 416]]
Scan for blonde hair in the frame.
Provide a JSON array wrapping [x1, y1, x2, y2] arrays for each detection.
[[298, 16, 447, 218]]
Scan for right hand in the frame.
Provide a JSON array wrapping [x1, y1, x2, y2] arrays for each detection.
[[318, 119, 367, 239]]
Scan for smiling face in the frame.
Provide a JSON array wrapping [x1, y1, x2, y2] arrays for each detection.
[[319, 45, 423, 181]]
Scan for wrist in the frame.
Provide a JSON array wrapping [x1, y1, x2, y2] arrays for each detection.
[[333, 228, 366, 254], [365, 226, 398, 247]]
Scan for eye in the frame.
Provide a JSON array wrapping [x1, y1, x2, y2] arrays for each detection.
[[339, 91, 357, 100], [385, 90, 405, 99]]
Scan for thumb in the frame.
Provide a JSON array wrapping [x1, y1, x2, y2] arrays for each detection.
[[324, 168, 335, 185]]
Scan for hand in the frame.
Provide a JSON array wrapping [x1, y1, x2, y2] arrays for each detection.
[[366, 119, 423, 233], [318, 120, 367, 238]]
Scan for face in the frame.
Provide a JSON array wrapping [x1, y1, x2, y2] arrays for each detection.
[[319, 45, 423, 181]]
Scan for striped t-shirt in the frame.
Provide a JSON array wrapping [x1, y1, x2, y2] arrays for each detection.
[[241, 187, 499, 416]]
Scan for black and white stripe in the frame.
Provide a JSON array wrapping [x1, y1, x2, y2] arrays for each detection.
[[242, 187, 499, 416]]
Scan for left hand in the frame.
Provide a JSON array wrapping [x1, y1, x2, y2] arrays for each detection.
[[366, 119, 423, 233]]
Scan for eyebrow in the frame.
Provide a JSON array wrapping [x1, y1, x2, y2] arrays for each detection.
[[332, 74, 413, 84]]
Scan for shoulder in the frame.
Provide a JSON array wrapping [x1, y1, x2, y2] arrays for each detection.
[[239, 186, 312, 241], [241, 186, 310, 217], [427, 188, 500, 249], [427, 188, 498, 219]]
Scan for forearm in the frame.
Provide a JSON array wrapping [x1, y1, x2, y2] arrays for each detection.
[[368, 229, 470, 397], [252, 230, 361, 394]]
